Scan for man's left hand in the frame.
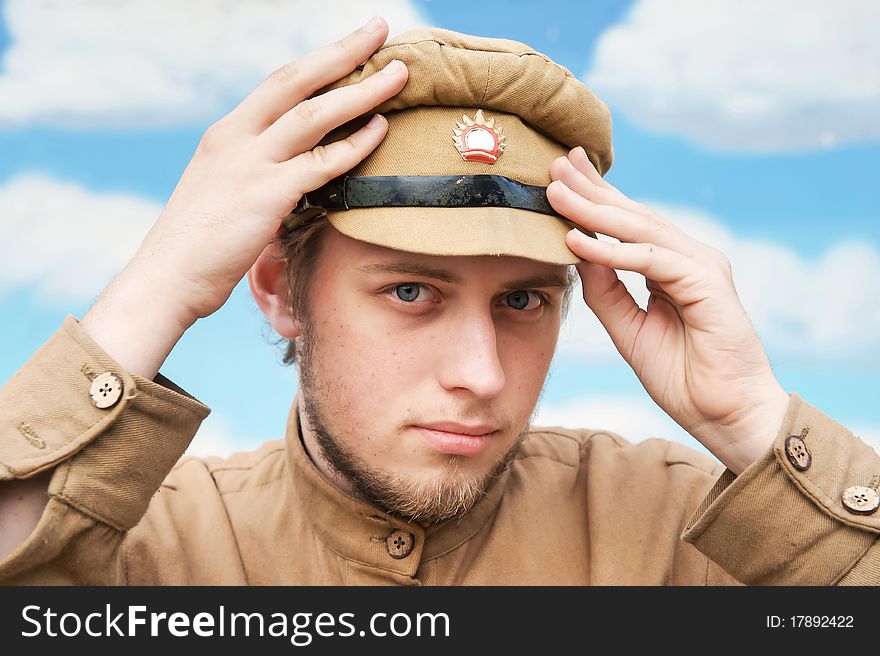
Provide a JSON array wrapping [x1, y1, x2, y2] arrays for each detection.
[[547, 147, 789, 474]]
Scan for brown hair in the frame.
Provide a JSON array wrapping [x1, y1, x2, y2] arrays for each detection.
[[276, 215, 332, 365]]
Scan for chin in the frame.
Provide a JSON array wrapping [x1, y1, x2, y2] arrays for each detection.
[[384, 439, 524, 522], [370, 467, 497, 526]]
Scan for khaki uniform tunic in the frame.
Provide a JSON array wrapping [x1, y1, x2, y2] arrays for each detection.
[[1, 318, 879, 585]]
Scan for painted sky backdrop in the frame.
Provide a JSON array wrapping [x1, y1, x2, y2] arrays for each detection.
[[1, 0, 878, 458]]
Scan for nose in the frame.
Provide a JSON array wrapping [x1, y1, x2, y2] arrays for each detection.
[[436, 310, 506, 399]]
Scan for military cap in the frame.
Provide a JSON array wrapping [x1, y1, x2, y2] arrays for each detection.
[[292, 28, 613, 265]]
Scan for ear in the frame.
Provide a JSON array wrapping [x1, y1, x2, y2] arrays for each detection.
[[248, 241, 301, 339]]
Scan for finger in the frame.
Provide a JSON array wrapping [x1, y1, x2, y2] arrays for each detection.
[[549, 179, 699, 256], [550, 152, 647, 216], [568, 145, 616, 188], [566, 228, 700, 291], [576, 259, 645, 360], [259, 59, 408, 162], [276, 113, 388, 204], [228, 16, 390, 134]]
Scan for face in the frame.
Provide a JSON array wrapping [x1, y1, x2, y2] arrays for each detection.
[[295, 228, 568, 525]]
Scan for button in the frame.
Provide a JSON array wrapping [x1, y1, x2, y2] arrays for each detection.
[[842, 486, 880, 515], [89, 372, 123, 409], [385, 530, 415, 559], [784, 434, 811, 471]]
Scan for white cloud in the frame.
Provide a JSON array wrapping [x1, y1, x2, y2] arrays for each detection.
[[534, 392, 709, 455], [557, 204, 880, 362], [185, 413, 263, 459], [0, 0, 426, 127], [0, 172, 161, 300], [586, 0, 880, 152]]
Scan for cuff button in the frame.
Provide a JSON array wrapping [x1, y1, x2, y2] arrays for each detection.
[[89, 371, 123, 409], [842, 486, 880, 515], [784, 434, 812, 471]]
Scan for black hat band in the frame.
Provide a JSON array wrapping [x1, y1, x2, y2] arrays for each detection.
[[291, 175, 561, 222]]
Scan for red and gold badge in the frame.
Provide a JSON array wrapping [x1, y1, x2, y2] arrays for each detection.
[[452, 109, 506, 164]]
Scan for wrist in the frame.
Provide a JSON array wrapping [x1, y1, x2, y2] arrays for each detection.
[[711, 383, 791, 475], [81, 268, 195, 380]]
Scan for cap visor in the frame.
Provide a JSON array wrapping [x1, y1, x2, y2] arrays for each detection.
[[328, 206, 582, 265]]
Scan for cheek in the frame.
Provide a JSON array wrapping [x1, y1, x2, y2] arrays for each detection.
[[311, 301, 430, 417], [498, 322, 559, 400], [310, 310, 442, 462]]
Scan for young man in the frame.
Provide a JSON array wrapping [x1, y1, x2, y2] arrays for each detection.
[[1, 21, 877, 585]]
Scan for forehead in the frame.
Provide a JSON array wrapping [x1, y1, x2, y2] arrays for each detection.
[[319, 227, 571, 288]]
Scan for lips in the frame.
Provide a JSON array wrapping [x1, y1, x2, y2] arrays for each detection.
[[416, 421, 499, 437], [413, 422, 499, 456]]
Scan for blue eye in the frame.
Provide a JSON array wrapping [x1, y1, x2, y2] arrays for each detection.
[[394, 284, 423, 302], [505, 291, 541, 311]]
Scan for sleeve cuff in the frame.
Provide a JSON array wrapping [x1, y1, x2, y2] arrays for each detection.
[[682, 393, 880, 585], [1, 316, 210, 530]]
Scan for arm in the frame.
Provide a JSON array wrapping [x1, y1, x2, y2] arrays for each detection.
[[0, 16, 409, 576], [0, 317, 209, 582], [683, 393, 880, 585], [546, 148, 877, 583]]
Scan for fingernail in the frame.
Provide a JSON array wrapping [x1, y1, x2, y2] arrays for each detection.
[[567, 228, 591, 244], [555, 180, 572, 193], [366, 114, 385, 129], [379, 59, 404, 75], [363, 16, 385, 33]]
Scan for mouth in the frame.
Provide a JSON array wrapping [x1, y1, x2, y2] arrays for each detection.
[[412, 423, 499, 456]]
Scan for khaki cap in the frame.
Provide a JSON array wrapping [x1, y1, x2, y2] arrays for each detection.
[[307, 28, 613, 265]]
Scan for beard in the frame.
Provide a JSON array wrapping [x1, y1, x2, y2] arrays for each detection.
[[295, 317, 532, 527]]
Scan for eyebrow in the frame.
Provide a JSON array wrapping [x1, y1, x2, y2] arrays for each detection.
[[355, 262, 570, 289]]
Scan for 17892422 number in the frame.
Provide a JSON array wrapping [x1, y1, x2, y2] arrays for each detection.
[[793, 616, 854, 628]]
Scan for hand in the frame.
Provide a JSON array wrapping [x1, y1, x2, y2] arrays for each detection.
[[547, 147, 789, 474], [132, 16, 407, 325], [81, 16, 408, 379]]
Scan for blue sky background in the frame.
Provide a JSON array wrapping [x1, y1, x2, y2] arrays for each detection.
[[1, 0, 878, 457]]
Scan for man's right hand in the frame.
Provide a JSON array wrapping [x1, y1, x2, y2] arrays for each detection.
[[80, 16, 407, 380]]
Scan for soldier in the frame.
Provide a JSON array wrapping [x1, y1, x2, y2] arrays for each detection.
[[1, 19, 877, 585]]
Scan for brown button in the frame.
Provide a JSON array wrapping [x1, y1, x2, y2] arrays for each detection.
[[784, 434, 811, 471], [386, 530, 415, 559], [842, 486, 880, 515], [89, 372, 123, 409]]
